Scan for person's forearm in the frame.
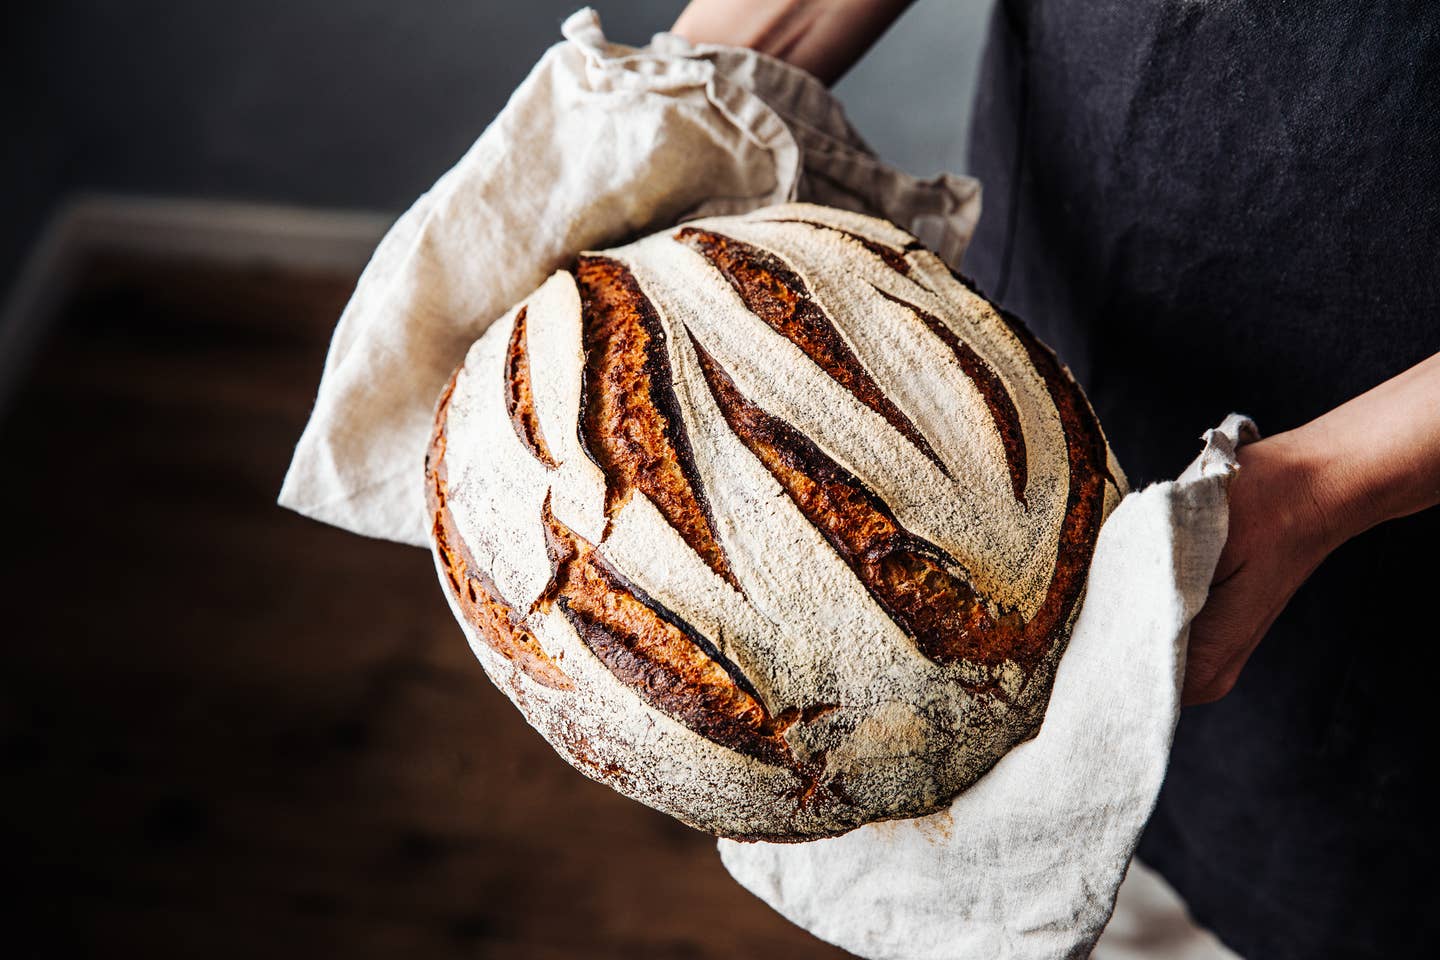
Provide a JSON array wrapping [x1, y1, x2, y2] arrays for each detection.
[[1280, 352, 1440, 551], [672, 0, 915, 85], [1182, 351, 1440, 704]]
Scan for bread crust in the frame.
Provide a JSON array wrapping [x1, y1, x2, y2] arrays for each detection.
[[424, 204, 1126, 840]]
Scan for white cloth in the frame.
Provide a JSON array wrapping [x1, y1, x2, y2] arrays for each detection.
[[277, 9, 1250, 958]]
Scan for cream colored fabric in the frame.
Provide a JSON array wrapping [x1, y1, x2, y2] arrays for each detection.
[[277, 8, 978, 545], [278, 8, 1244, 958]]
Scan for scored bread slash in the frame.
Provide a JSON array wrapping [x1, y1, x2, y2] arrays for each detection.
[[424, 202, 1126, 841]]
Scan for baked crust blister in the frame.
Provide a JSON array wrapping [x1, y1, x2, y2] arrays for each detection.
[[424, 203, 1126, 841]]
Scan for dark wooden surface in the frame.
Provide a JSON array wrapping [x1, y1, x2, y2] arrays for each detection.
[[0, 254, 855, 959]]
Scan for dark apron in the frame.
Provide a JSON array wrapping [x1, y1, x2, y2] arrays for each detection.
[[965, 2, 1440, 956]]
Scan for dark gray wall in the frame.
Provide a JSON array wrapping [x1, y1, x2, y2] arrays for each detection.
[[3, 1, 991, 295]]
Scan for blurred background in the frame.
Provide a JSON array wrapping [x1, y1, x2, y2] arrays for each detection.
[[1, 0, 991, 310], [1, 2, 994, 957]]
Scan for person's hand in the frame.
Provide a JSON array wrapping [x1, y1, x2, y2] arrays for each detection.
[[1182, 434, 1338, 704], [1182, 352, 1440, 706]]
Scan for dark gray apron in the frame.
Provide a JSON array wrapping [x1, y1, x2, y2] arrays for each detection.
[[965, 2, 1440, 956]]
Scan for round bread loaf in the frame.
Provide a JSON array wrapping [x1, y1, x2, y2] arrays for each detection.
[[424, 203, 1126, 841]]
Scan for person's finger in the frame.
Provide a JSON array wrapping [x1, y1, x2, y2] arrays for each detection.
[[1183, 568, 1292, 704], [1183, 588, 1250, 703]]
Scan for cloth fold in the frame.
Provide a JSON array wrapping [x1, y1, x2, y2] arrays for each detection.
[[277, 8, 979, 545]]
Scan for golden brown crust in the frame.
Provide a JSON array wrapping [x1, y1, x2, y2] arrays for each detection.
[[691, 335, 1037, 683], [675, 227, 947, 474], [536, 496, 799, 769], [766, 217, 923, 276], [426, 368, 572, 690], [503, 307, 558, 468], [983, 292, 1111, 679], [872, 287, 1030, 505], [687, 265, 1112, 689], [573, 255, 739, 589], [431, 350, 838, 828]]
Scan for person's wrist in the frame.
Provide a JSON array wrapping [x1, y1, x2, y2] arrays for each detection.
[[1233, 431, 1345, 563], [1272, 420, 1392, 552]]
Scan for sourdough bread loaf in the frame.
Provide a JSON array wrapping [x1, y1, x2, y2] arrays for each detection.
[[424, 203, 1126, 841]]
